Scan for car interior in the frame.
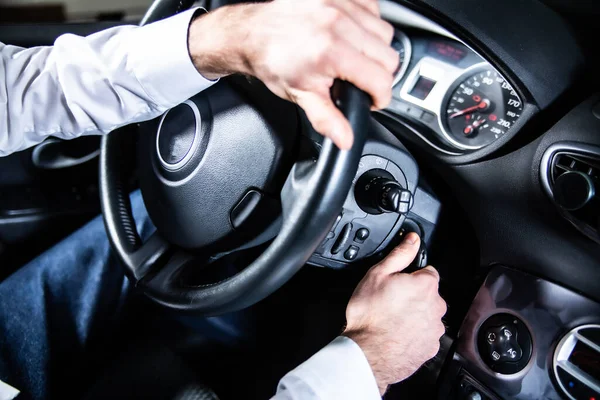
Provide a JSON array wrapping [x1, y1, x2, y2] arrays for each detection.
[[1, 0, 599, 399]]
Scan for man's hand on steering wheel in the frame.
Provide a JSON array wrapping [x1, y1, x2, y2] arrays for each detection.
[[187, 0, 399, 150]]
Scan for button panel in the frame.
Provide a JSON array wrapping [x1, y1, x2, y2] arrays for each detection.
[[476, 314, 532, 375], [315, 154, 410, 264], [308, 139, 421, 269], [485, 324, 522, 363]]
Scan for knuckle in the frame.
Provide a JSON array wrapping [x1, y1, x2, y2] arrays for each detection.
[[388, 49, 401, 73], [375, 74, 393, 95], [413, 273, 430, 288], [427, 280, 440, 295], [381, 21, 395, 43], [373, 70, 394, 95], [436, 321, 446, 338], [438, 298, 448, 316], [415, 272, 437, 289], [379, 79, 393, 101], [314, 34, 337, 66], [321, 6, 344, 28], [320, 32, 337, 54]]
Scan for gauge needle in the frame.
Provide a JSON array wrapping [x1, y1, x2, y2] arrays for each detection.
[[450, 100, 490, 119], [463, 118, 487, 136]]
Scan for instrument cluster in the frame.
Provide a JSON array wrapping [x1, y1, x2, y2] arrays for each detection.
[[386, 30, 524, 154]]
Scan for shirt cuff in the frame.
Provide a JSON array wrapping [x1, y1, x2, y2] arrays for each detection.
[[277, 336, 381, 399], [128, 8, 217, 108]]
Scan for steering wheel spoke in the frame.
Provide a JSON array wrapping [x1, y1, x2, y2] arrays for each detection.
[[280, 159, 317, 215], [129, 232, 173, 281]]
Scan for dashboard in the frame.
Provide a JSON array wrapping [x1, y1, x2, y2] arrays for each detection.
[[384, 28, 524, 154], [370, 2, 600, 400]]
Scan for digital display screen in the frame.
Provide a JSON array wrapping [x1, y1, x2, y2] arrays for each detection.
[[409, 76, 437, 100], [429, 41, 468, 63], [569, 341, 600, 381]]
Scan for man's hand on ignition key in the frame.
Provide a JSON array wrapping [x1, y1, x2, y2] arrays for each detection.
[[343, 233, 447, 394]]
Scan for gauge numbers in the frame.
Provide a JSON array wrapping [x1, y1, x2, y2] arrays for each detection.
[[443, 69, 523, 149]]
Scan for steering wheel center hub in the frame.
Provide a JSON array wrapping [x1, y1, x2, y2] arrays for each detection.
[[139, 82, 299, 251]]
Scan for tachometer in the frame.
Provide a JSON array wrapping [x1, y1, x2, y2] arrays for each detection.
[[391, 31, 412, 87], [442, 69, 523, 149]]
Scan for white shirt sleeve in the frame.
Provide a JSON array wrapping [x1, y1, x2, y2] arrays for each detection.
[[0, 8, 216, 157], [272, 336, 381, 400]]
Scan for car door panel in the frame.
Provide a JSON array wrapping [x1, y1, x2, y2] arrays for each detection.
[[0, 22, 130, 275]]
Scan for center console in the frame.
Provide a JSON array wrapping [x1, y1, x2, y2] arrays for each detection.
[[439, 267, 600, 400]]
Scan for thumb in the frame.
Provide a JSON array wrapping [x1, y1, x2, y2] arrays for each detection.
[[371, 233, 421, 275], [294, 91, 354, 150]]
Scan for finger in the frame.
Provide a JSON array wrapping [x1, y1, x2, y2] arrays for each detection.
[[333, 12, 399, 74], [437, 298, 448, 318], [372, 233, 421, 275], [329, 43, 394, 109], [294, 90, 354, 150], [413, 265, 441, 283], [348, 0, 380, 16], [333, 0, 393, 43]]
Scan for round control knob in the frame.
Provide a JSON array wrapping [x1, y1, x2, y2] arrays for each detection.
[[553, 171, 595, 211], [355, 169, 413, 215], [467, 391, 482, 400]]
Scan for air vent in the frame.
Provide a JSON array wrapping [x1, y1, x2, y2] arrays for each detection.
[[541, 142, 600, 244], [552, 153, 600, 187], [553, 325, 600, 400]]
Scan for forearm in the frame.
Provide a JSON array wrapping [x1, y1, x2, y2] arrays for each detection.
[[272, 336, 381, 400], [0, 8, 214, 157]]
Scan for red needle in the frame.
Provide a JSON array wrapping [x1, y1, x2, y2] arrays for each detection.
[[463, 119, 487, 136], [450, 100, 489, 119], [473, 118, 487, 128]]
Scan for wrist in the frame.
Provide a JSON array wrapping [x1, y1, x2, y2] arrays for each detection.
[[187, 4, 259, 80], [343, 329, 391, 395]]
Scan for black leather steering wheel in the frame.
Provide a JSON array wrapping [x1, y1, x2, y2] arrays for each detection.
[[100, 0, 371, 315]]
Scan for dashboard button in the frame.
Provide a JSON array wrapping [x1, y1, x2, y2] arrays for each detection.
[[390, 98, 410, 114], [344, 246, 359, 261], [421, 112, 435, 123], [332, 213, 343, 232], [485, 324, 522, 363], [477, 314, 532, 374], [408, 107, 424, 119], [467, 391, 483, 400], [355, 228, 370, 243], [331, 223, 353, 255]]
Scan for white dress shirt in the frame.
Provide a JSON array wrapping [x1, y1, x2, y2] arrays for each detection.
[[0, 8, 381, 400], [274, 336, 381, 400], [0, 8, 215, 156]]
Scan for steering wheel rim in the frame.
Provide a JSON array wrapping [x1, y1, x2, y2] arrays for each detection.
[[99, 0, 371, 315]]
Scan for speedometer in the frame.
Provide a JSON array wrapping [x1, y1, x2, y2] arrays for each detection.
[[442, 69, 523, 149]]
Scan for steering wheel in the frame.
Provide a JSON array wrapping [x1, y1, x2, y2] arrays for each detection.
[[100, 0, 371, 315]]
